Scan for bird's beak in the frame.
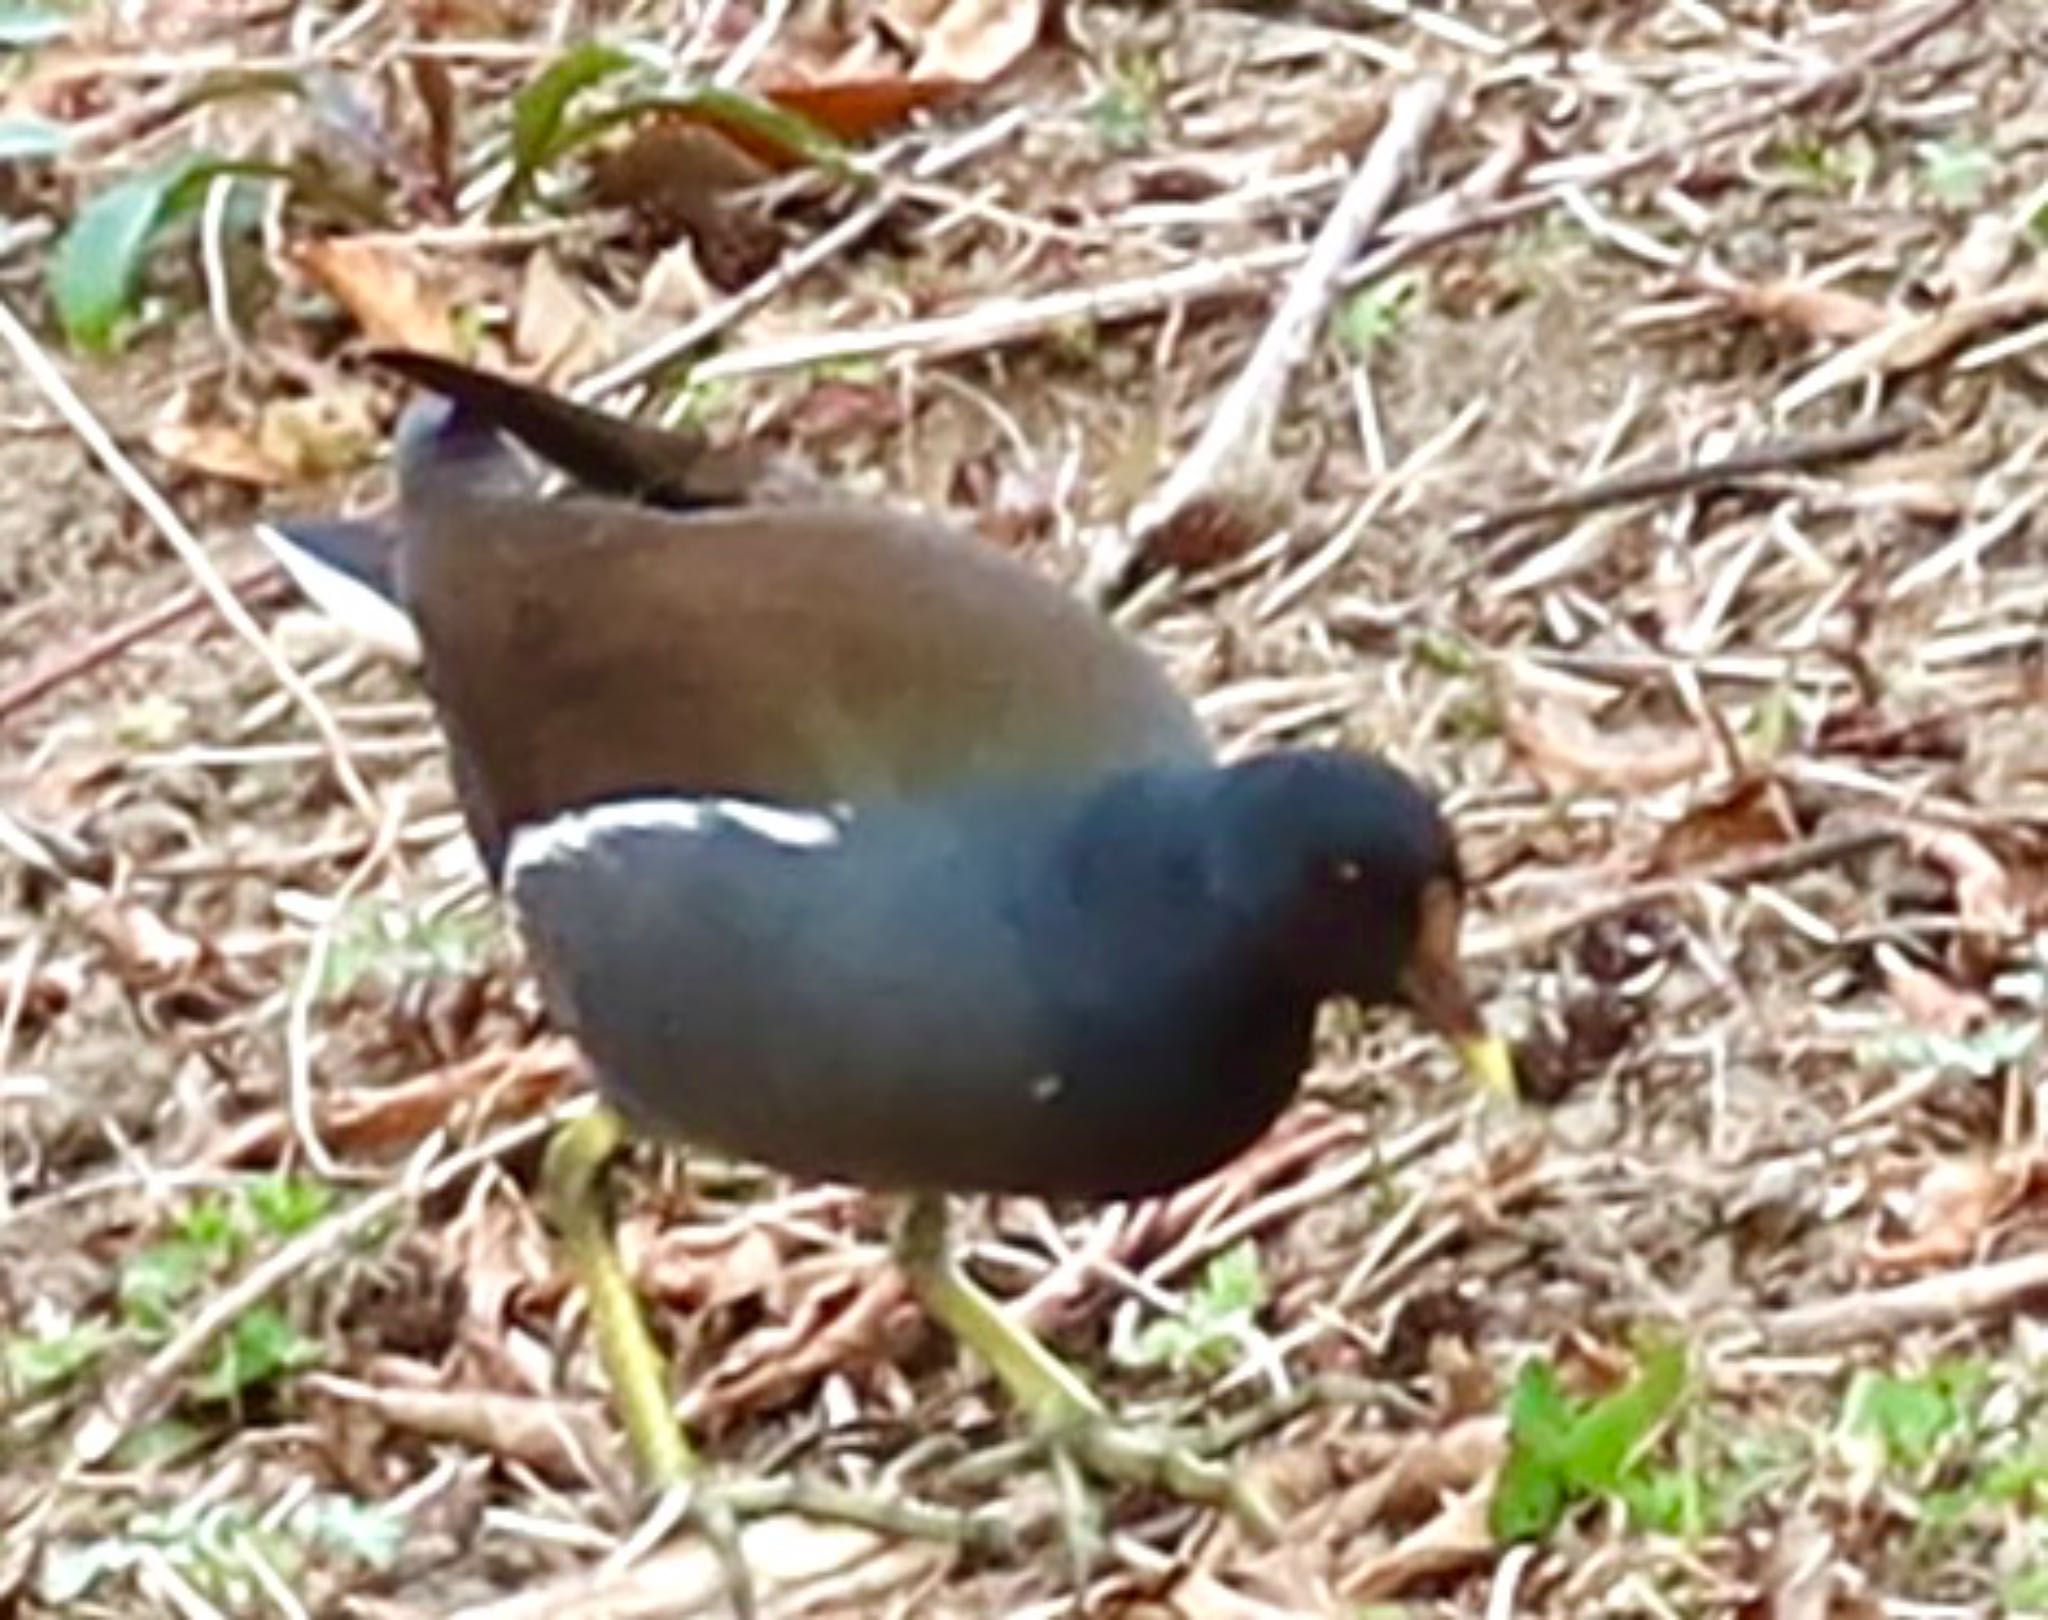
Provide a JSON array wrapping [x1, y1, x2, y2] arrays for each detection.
[[1401, 878, 1516, 1100]]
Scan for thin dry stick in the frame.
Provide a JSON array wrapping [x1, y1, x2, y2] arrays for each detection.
[[1762, 1247, 2048, 1349], [684, 245, 1300, 387], [577, 108, 1031, 402], [1467, 826, 1898, 961], [1095, 75, 1449, 594], [0, 296, 378, 824], [283, 787, 413, 1180], [1453, 414, 1919, 540], [0, 561, 285, 724]]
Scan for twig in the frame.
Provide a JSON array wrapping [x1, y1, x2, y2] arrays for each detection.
[[1089, 75, 1449, 597], [1452, 414, 1918, 540], [679, 245, 1299, 386], [0, 562, 285, 725], [0, 296, 378, 824], [1468, 826, 1898, 961], [282, 788, 413, 1180], [1762, 1246, 2048, 1349]]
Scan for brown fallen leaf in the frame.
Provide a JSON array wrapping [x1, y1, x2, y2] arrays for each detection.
[[149, 418, 295, 487], [895, 0, 1047, 83], [1865, 1155, 2042, 1277], [688, 1258, 911, 1427], [1338, 1483, 1497, 1601], [1878, 946, 1992, 1037], [1505, 698, 1714, 796], [637, 1222, 792, 1315], [446, 1517, 930, 1620], [305, 1374, 618, 1485], [255, 387, 383, 479], [1761, 1513, 1837, 1620], [293, 236, 460, 354], [208, 1040, 578, 1165], [1714, 277, 1890, 342], [1347, 1416, 1508, 1524], [1168, 1567, 1327, 1620], [1651, 775, 1797, 872], [513, 249, 610, 383], [1882, 267, 2048, 371], [1910, 825, 2025, 976]]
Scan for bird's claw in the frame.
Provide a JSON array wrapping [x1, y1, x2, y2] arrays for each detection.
[[636, 1480, 757, 1620], [1039, 1414, 1281, 1541]]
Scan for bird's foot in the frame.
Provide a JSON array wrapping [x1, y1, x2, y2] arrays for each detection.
[[626, 1481, 757, 1620], [1032, 1401, 1282, 1541]]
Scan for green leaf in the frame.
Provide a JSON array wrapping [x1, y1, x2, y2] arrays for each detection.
[[49, 155, 212, 351], [245, 1175, 335, 1239], [1491, 1441, 1569, 1542], [113, 1416, 209, 1468], [1558, 1341, 1686, 1493], [1192, 1240, 1266, 1317], [119, 1240, 211, 1334], [0, 114, 70, 161], [506, 41, 640, 207], [1337, 274, 1420, 355], [1120, 1241, 1268, 1376], [0, 4, 71, 48], [1088, 85, 1152, 153], [1841, 1361, 1982, 1468], [4, 1319, 113, 1395], [1920, 139, 1996, 208], [287, 1494, 406, 1569], [192, 1305, 320, 1402], [323, 899, 494, 998], [176, 1191, 245, 1259], [1490, 1359, 1578, 1541], [1507, 1359, 1576, 1456], [49, 153, 310, 350], [1490, 1345, 1689, 1542]]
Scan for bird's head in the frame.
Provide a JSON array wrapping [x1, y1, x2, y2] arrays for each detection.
[[1210, 750, 1514, 1099]]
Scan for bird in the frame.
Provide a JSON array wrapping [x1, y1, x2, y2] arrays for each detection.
[[263, 349, 1514, 1536]]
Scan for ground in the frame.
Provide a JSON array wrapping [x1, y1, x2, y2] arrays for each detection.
[[4, 1, 2048, 1615]]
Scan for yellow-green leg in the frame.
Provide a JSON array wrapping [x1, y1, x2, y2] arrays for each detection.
[[542, 1107, 696, 1486], [543, 1109, 755, 1617], [893, 1194, 1280, 1537]]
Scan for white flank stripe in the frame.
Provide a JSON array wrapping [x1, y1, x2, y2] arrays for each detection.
[[505, 795, 843, 893]]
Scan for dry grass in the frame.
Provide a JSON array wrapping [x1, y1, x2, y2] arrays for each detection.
[[4, 0, 2048, 1614]]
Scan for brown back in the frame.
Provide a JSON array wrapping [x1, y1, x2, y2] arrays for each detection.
[[397, 493, 1211, 870]]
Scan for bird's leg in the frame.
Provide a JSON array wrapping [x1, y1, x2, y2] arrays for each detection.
[[542, 1106, 696, 1486], [542, 1109, 753, 1616], [893, 1194, 1280, 1538]]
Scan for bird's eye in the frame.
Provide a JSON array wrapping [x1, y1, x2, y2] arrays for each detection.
[[1329, 858, 1364, 885]]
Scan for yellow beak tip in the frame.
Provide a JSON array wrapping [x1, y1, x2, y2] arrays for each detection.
[[1457, 1033, 1518, 1100]]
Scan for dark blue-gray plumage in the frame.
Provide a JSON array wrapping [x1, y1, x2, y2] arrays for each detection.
[[505, 752, 1454, 1200]]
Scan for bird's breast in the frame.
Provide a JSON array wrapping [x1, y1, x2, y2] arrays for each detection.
[[504, 791, 1318, 1199]]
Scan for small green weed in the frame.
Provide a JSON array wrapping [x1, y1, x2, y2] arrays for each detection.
[[1116, 1241, 1268, 1378], [40, 1491, 404, 1609], [1337, 273, 1422, 356], [1089, 60, 1163, 153], [1490, 1341, 1688, 1541], [322, 898, 494, 998], [1918, 138, 1997, 208]]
